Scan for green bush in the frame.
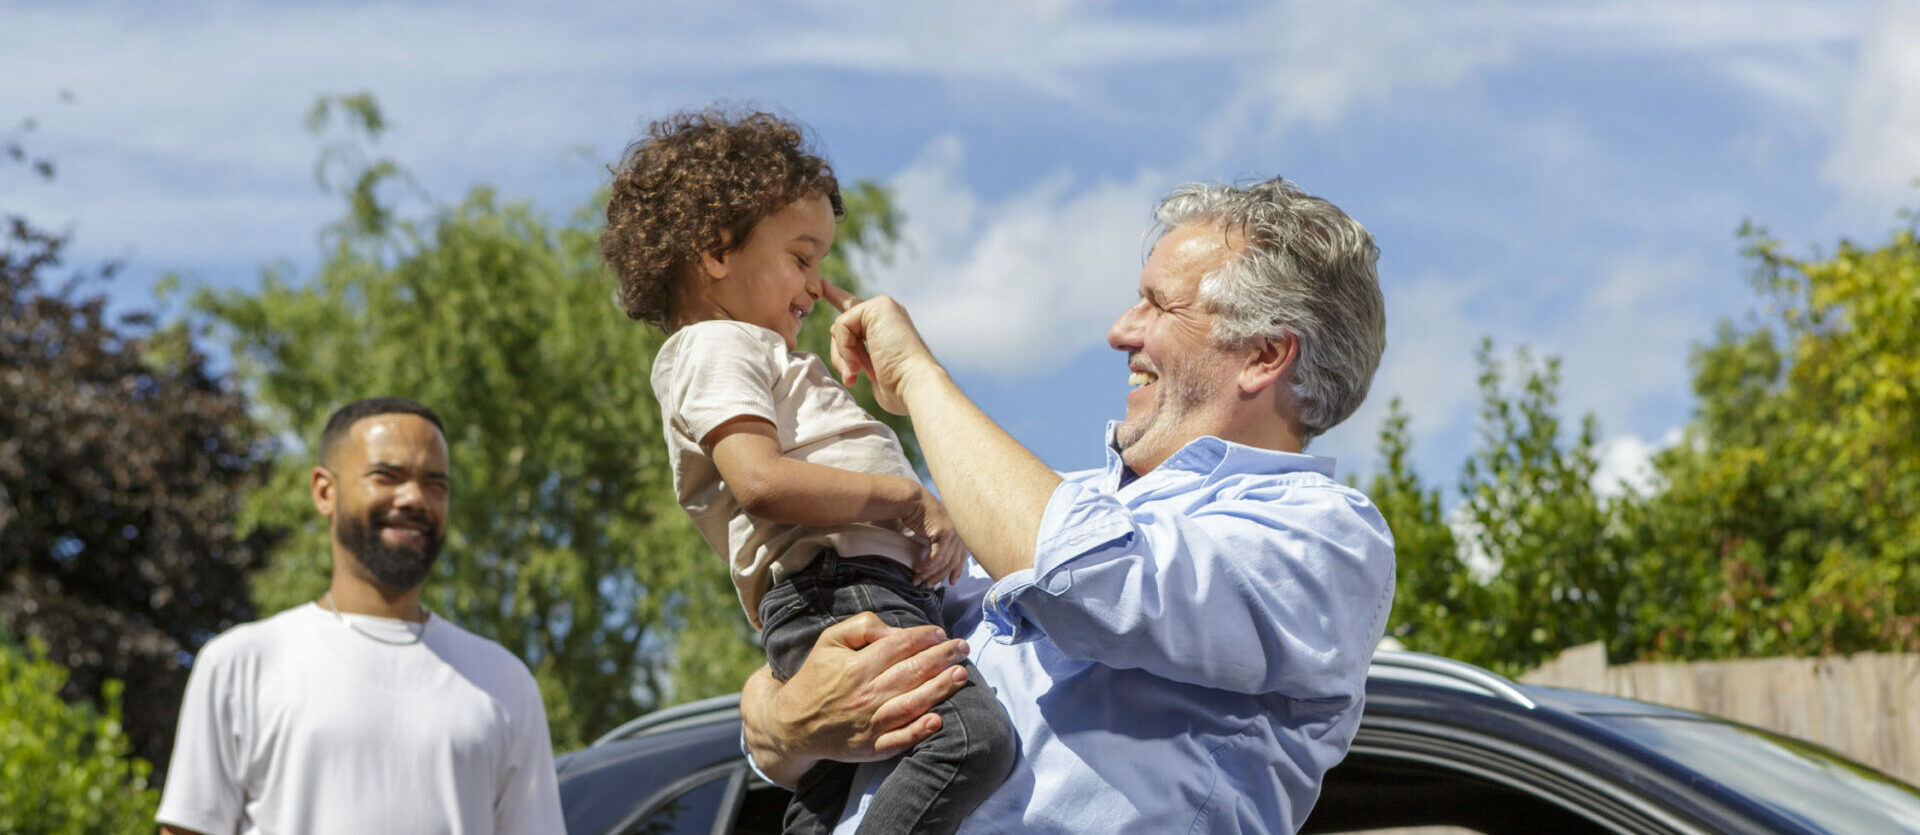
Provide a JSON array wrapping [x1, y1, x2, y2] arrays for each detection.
[[0, 634, 160, 834]]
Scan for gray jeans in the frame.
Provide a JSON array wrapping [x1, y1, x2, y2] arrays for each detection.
[[759, 550, 1017, 835]]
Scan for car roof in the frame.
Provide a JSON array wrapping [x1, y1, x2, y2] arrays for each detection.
[[574, 649, 1712, 752], [560, 650, 1917, 834]]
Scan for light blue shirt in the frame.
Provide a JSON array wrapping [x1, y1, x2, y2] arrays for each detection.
[[834, 427, 1396, 834]]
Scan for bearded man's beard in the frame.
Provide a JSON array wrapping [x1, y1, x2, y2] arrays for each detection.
[[337, 510, 444, 591]]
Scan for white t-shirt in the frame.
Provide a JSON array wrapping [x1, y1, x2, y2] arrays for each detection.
[[652, 320, 925, 626], [156, 603, 565, 835]]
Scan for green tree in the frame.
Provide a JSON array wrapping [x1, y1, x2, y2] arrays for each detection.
[[1369, 398, 1481, 659], [195, 96, 909, 748], [1375, 218, 1920, 673], [1, 114, 275, 771], [0, 632, 161, 834], [1623, 220, 1920, 659], [1455, 342, 1624, 673], [1371, 343, 1624, 675]]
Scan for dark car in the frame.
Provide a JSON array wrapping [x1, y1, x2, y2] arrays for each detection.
[[555, 650, 1920, 834]]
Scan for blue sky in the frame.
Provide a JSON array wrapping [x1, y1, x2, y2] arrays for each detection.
[[5, 0, 1917, 493]]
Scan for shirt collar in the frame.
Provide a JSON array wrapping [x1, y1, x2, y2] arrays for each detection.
[[1100, 420, 1336, 487]]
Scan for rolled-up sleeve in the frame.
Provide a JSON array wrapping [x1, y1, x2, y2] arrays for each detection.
[[983, 473, 1394, 699]]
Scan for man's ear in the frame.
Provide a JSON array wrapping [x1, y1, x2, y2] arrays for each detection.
[[1239, 332, 1299, 396], [311, 465, 337, 518]]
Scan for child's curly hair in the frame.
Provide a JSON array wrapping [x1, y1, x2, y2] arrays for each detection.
[[601, 107, 845, 328]]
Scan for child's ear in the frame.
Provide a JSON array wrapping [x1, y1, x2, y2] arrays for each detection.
[[699, 247, 730, 280], [700, 230, 736, 280]]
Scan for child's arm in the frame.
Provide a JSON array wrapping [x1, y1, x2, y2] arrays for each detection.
[[707, 416, 967, 585]]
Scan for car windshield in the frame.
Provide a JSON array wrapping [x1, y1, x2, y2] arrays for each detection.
[[1591, 714, 1920, 832]]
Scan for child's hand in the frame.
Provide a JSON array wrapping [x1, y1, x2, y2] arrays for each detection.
[[903, 486, 967, 587]]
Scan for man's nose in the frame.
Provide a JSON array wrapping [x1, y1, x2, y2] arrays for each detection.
[[392, 480, 427, 508], [1108, 302, 1143, 351]]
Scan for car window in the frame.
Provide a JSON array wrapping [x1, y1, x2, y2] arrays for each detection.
[[730, 783, 792, 835], [1331, 829, 1477, 834], [622, 771, 731, 835], [1304, 752, 1618, 834], [1594, 715, 1920, 833]]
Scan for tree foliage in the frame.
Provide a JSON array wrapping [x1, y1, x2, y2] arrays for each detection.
[[1376, 345, 1623, 675], [1376, 218, 1920, 671], [1621, 221, 1920, 659], [1, 118, 274, 772], [194, 96, 909, 748], [0, 632, 160, 834], [1370, 399, 1476, 656]]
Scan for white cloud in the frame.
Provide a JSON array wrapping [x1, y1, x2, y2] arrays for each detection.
[[766, 1, 1220, 100], [1447, 502, 1499, 583], [0, 0, 1228, 279], [1188, 0, 1863, 166], [1824, 1, 1920, 221], [1363, 270, 1501, 439], [1592, 428, 1680, 498], [1187, 1, 1516, 168], [1248, 1, 1515, 129], [1525, 0, 1860, 51], [866, 135, 1168, 374], [1338, 247, 1714, 488], [1, 0, 1901, 479], [1551, 252, 1715, 445]]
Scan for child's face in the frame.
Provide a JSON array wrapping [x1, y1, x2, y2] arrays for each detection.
[[701, 193, 837, 349]]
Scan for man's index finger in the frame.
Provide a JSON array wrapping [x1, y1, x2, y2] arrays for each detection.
[[823, 282, 862, 313]]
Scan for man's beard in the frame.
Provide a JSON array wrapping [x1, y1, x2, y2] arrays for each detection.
[[1116, 351, 1222, 459], [338, 510, 444, 592]]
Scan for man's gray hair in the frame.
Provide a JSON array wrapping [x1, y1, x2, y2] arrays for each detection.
[[1154, 177, 1386, 441]]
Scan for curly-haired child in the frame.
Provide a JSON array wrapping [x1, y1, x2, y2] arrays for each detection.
[[601, 106, 1015, 835]]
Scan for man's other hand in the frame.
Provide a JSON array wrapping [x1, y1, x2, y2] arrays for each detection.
[[741, 612, 970, 786]]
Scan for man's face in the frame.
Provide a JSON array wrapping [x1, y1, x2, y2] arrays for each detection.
[[323, 414, 451, 592], [1107, 223, 1243, 474], [702, 192, 837, 349]]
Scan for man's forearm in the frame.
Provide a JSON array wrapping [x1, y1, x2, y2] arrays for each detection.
[[896, 363, 1061, 580], [741, 666, 817, 787]]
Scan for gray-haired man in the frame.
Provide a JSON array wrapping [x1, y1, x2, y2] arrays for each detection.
[[742, 177, 1397, 833]]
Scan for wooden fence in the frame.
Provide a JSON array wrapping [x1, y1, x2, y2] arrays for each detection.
[[1520, 642, 1920, 785]]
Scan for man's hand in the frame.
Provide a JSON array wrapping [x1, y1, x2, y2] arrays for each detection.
[[822, 280, 1059, 581], [741, 612, 971, 786], [904, 487, 968, 587], [823, 284, 941, 416]]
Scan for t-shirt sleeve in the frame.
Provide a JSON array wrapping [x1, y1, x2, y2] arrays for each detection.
[[155, 641, 246, 834], [495, 667, 567, 834], [663, 323, 783, 446]]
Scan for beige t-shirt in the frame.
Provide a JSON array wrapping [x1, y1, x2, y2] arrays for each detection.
[[653, 320, 925, 626]]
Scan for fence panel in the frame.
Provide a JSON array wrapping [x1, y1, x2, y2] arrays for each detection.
[[1521, 642, 1920, 785]]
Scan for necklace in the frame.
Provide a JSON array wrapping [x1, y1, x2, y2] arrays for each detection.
[[322, 592, 429, 646]]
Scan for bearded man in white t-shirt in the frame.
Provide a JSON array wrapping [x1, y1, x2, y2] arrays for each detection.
[[157, 397, 565, 835]]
